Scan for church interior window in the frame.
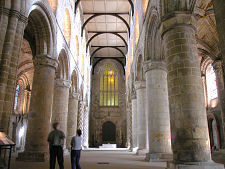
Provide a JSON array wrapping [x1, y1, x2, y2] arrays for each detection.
[[206, 65, 218, 101], [14, 84, 20, 110], [100, 65, 119, 106]]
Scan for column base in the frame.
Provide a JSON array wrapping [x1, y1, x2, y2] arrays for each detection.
[[17, 151, 48, 162], [166, 161, 224, 169], [136, 148, 148, 155], [146, 153, 173, 162], [132, 147, 138, 153]]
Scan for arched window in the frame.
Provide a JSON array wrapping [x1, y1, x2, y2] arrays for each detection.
[[14, 84, 20, 110], [206, 65, 218, 101], [135, 11, 139, 46], [100, 64, 119, 106], [64, 9, 71, 45]]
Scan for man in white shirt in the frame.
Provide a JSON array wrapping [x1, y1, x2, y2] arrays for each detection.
[[70, 129, 82, 169]]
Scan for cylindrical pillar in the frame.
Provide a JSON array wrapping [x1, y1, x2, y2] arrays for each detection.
[[0, 5, 27, 133], [134, 81, 147, 154], [144, 61, 172, 161], [161, 15, 211, 163], [83, 106, 89, 148], [131, 93, 138, 149], [18, 55, 58, 162], [66, 92, 79, 149], [52, 79, 71, 135], [213, 59, 225, 147]]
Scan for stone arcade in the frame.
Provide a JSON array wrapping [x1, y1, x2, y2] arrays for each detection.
[[0, 0, 225, 169]]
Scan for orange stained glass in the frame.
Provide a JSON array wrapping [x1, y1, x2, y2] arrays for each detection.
[[99, 64, 119, 106]]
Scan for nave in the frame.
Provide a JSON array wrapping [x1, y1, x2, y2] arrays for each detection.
[[12, 151, 165, 169]]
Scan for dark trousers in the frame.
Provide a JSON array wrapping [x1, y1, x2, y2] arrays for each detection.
[[50, 146, 64, 169], [71, 150, 81, 169]]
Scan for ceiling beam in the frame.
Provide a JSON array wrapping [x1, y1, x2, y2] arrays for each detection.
[[88, 31, 127, 33], [81, 13, 130, 37], [92, 57, 126, 75], [91, 46, 126, 58], [86, 32, 128, 51], [75, 0, 134, 16], [91, 45, 126, 48]]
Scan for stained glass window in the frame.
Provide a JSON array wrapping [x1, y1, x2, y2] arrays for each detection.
[[14, 84, 20, 110], [100, 65, 119, 106], [206, 66, 218, 101]]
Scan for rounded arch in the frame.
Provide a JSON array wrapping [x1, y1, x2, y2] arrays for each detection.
[[86, 32, 128, 50], [56, 49, 70, 80], [26, 5, 55, 56], [207, 113, 221, 150], [82, 14, 130, 36], [64, 8, 71, 45], [91, 46, 126, 58], [144, 7, 162, 61]]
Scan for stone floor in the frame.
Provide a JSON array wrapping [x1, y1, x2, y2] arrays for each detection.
[[10, 151, 225, 169], [11, 151, 167, 169]]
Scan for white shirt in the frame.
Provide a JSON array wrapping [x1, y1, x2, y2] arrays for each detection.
[[71, 136, 82, 150]]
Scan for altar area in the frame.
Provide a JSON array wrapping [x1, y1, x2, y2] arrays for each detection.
[[84, 144, 129, 151]]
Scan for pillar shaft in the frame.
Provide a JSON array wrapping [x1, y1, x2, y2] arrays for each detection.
[[213, 59, 225, 147], [144, 61, 172, 161], [135, 81, 147, 152], [18, 55, 58, 161], [66, 92, 79, 149], [161, 14, 211, 163], [213, 0, 225, 149], [83, 106, 89, 148], [131, 95, 138, 148], [52, 79, 71, 135], [0, 5, 27, 133]]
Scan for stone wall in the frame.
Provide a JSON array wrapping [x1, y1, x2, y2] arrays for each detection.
[[89, 59, 126, 147]]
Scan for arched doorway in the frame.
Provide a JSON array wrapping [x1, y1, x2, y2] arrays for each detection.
[[102, 121, 116, 143], [207, 113, 220, 150]]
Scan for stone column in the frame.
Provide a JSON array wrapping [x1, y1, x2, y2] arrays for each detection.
[[18, 55, 58, 162], [131, 92, 138, 149], [83, 106, 89, 148], [66, 92, 79, 149], [126, 102, 132, 148], [213, 0, 225, 150], [201, 73, 208, 109], [78, 101, 84, 141], [0, 3, 27, 133], [134, 81, 147, 154], [52, 79, 71, 136], [212, 59, 225, 148], [161, 14, 223, 168], [144, 61, 172, 161]]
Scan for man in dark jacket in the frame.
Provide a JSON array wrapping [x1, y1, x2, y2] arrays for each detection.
[[47, 122, 65, 169]]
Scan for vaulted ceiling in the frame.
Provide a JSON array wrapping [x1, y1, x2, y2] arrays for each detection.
[[76, 0, 132, 67]]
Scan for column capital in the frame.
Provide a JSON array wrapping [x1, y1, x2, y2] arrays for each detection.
[[143, 61, 167, 73], [55, 79, 71, 88], [34, 55, 58, 69], [69, 92, 80, 100], [160, 14, 197, 38], [212, 59, 223, 73], [134, 81, 146, 90]]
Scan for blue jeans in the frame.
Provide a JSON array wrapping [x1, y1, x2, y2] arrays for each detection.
[[71, 150, 81, 169]]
